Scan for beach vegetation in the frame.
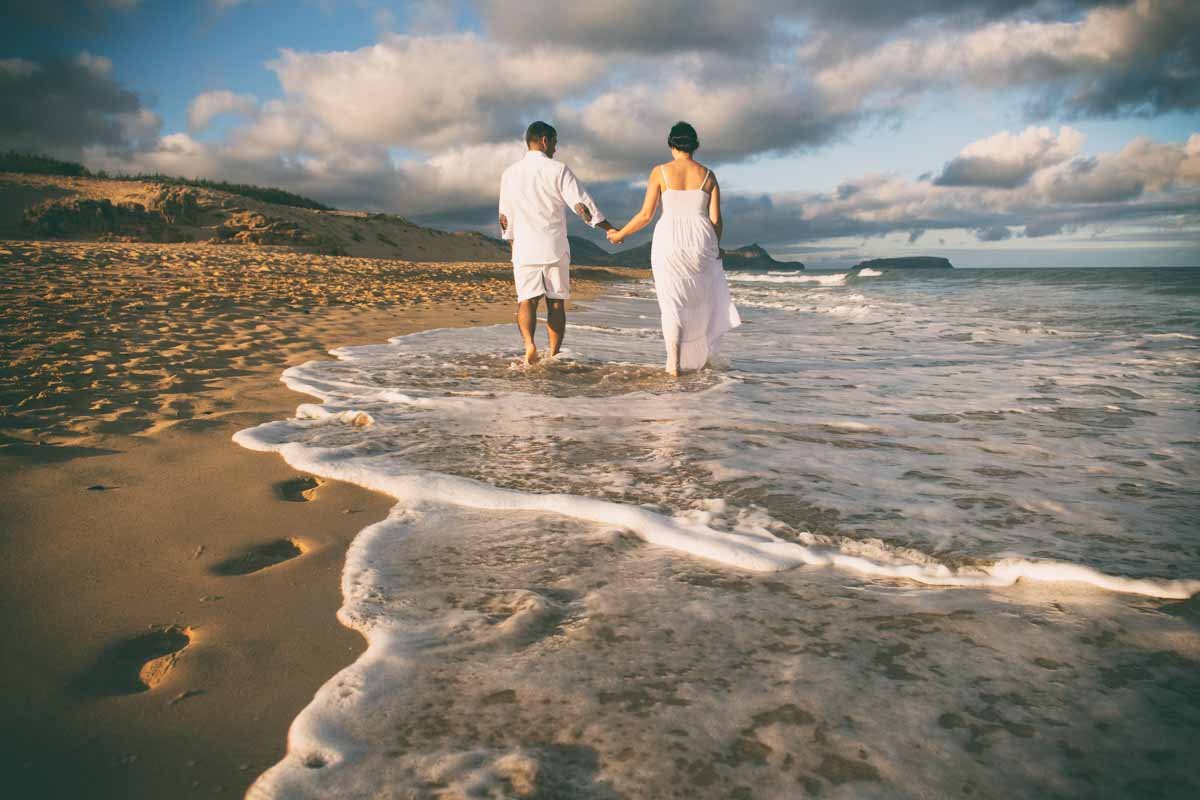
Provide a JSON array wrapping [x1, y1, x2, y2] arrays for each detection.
[[0, 150, 333, 211]]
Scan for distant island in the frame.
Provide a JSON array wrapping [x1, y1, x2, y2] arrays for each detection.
[[853, 256, 954, 270], [568, 236, 803, 270]]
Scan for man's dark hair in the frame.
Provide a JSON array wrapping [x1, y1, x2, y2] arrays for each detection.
[[668, 121, 699, 154], [525, 121, 557, 144]]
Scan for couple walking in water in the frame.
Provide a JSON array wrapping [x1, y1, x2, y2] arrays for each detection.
[[498, 120, 741, 374]]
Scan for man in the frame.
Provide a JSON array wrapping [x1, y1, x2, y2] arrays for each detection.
[[498, 120, 614, 365]]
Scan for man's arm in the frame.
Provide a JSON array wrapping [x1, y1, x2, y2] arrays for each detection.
[[559, 165, 612, 231]]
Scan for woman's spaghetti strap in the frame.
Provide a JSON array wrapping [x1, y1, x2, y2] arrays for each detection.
[[660, 164, 671, 191]]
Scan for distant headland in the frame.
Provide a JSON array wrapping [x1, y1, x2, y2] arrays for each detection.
[[853, 256, 954, 270], [568, 236, 803, 270]]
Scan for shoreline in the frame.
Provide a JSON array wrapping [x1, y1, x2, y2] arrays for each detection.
[[0, 239, 619, 798]]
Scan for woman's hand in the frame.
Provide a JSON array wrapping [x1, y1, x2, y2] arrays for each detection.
[[607, 228, 625, 245]]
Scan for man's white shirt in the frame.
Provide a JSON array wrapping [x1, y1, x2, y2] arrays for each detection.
[[498, 150, 606, 266]]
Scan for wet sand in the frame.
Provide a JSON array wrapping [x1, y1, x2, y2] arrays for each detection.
[[0, 240, 619, 798]]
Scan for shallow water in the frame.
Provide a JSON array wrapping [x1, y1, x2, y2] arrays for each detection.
[[238, 267, 1200, 798]]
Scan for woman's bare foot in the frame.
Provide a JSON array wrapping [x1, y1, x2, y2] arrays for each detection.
[[666, 345, 680, 377], [524, 344, 540, 365]]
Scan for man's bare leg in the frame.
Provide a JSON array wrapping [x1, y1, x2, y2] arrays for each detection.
[[546, 298, 566, 357], [517, 296, 541, 364]]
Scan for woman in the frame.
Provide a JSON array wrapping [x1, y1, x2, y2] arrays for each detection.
[[608, 121, 741, 376]]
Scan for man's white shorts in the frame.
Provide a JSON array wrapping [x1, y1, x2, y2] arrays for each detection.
[[514, 255, 570, 302]]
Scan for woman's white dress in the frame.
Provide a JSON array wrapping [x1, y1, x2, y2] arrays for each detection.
[[650, 167, 741, 370]]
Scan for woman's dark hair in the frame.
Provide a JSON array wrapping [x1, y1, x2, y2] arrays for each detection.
[[668, 121, 699, 154]]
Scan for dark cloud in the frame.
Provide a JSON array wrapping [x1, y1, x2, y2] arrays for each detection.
[[478, 0, 779, 53], [794, 0, 1093, 29], [935, 156, 1035, 188], [1031, 3, 1200, 117], [0, 0, 139, 37], [812, 1, 1200, 121], [0, 55, 160, 159], [478, 1, 1107, 54], [975, 224, 1014, 241], [1023, 219, 1066, 237]]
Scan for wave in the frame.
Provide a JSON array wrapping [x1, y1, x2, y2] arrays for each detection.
[[857, 268, 883, 277], [234, 410, 1198, 600]]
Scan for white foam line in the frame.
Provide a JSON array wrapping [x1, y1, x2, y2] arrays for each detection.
[[728, 272, 847, 286], [280, 366, 433, 406], [233, 427, 1200, 599]]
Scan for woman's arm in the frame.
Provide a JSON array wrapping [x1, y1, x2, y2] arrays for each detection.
[[609, 169, 662, 244], [708, 173, 723, 242]]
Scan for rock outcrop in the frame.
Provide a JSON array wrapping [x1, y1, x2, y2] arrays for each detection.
[[216, 210, 323, 247]]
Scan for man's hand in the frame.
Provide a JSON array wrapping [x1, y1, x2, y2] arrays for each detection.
[[573, 203, 593, 224], [607, 228, 624, 245]]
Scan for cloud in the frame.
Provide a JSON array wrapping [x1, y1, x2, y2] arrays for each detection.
[[934, 126, 1083, 187], [478, 0, 779, 54], [1023, 219, 1066, 237], [975, 224, 1014, 241], [187, 90, 259, 132], [557, 65, 861, 177], [0, 53, 161, 159], [477, 1, 1104, 54], [265, 34, 608, 150], [708, 132, 1200, 249], [0, 0, 142, 30], [0, 58, 38, 78], [812, 0, 1200, 118]]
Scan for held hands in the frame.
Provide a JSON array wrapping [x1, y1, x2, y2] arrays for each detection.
[[606, 228, 625, 246]]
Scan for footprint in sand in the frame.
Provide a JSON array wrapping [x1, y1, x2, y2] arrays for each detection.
[[80, 625, 191, 696], [277, 475, 324, 502], [210, 538, 306, 576]]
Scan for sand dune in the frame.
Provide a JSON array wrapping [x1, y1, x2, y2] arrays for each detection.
[[0, 172, 511, 262]]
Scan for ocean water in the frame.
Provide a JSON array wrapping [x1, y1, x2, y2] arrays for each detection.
[[237, 267, 1200, 799]]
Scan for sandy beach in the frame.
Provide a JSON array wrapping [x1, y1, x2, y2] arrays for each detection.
[[0, 240, 620, 798]]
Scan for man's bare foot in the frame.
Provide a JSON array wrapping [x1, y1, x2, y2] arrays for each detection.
[[524, 344, 540, 365], [666, 358, 680, 377]]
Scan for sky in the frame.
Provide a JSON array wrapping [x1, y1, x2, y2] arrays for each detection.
[[1, 0, 1198, 267]]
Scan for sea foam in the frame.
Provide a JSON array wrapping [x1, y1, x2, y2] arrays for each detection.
[[240, 270, 1200, 799]]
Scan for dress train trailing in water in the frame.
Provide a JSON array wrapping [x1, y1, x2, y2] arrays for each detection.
[[650, 166, 741, 371]]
